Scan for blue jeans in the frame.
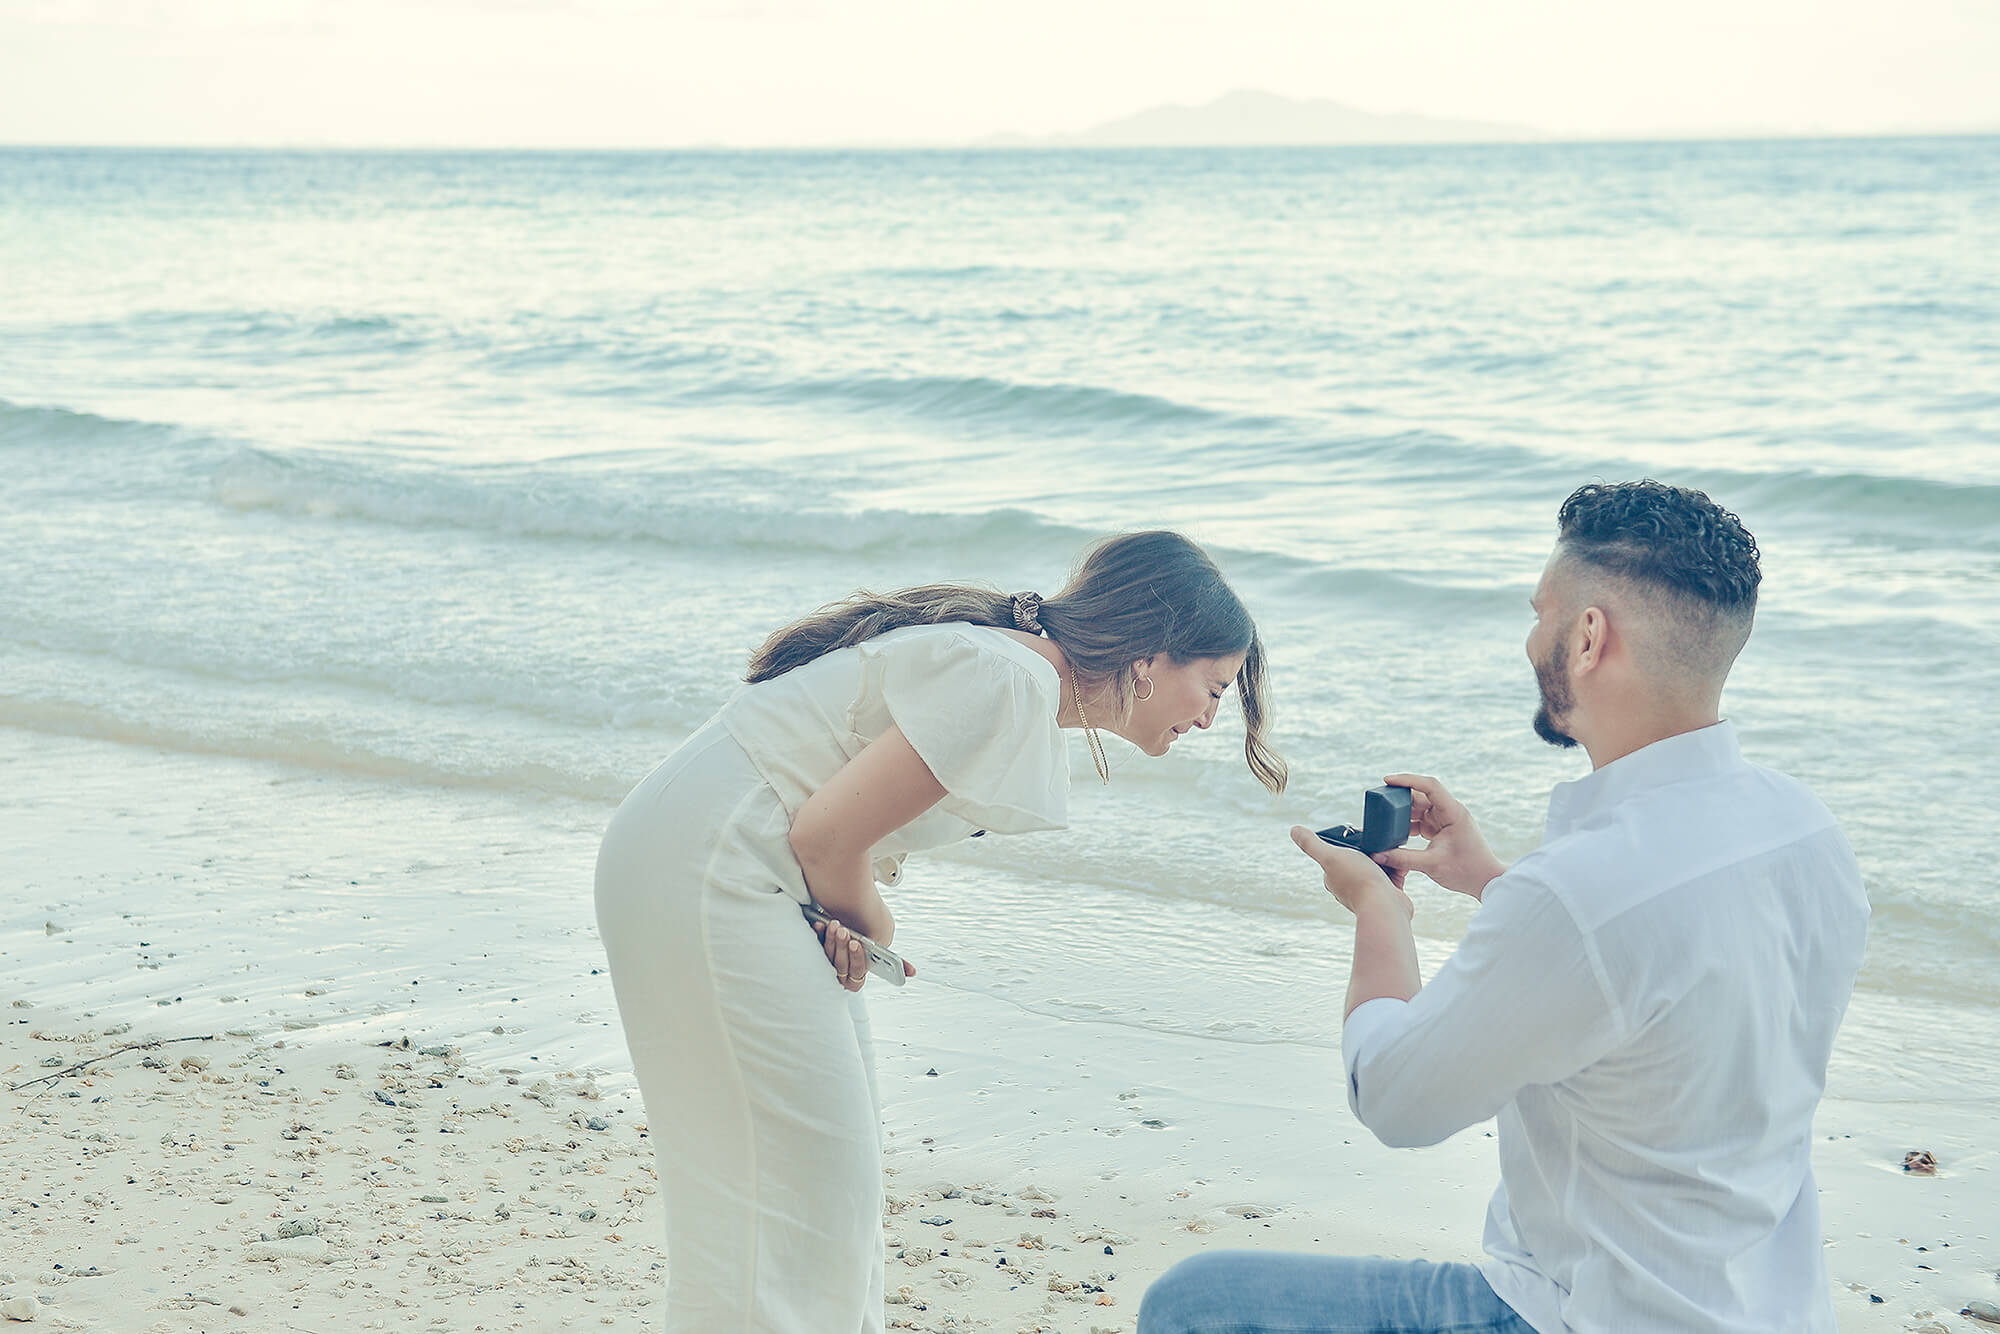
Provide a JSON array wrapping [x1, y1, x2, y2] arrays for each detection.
[[1139, 1252, 1538, 1334]]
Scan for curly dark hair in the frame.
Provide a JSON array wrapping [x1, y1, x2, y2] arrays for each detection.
[[1557, 480, 1761, 610]]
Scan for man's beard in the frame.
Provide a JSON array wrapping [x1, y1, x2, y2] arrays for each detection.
[[1532, 638, 1580, 749]]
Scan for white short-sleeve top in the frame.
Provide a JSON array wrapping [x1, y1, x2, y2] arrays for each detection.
[[718, 623, 1071, 885]]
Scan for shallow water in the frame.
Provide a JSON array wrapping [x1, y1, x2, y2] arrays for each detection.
[[3, 140, 1996, 1044]]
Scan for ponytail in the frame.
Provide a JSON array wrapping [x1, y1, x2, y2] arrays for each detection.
[[746, 584, 1018, 683], [743, 531, 1286, 793]]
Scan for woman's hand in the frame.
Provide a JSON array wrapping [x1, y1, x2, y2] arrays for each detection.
[[813, 917, 917, 992], [789, 723, 945, 989]]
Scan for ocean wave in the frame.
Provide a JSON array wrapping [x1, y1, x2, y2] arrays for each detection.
[[0, 397, 184, 448], [1847, 297, 1998, 323], [4, 619, 701, 736], [1715, 467, 2000, 544], [690, 372, 1282, 434], [34, 307, 433, 360], [860, 263, 1018, 282], [0, 695, 628, 802], [479, 336, 730, 378], [1857, 894, 2000, 1014], [314, 314, 398, 334], [209, 446, 1092, 555], [1276, 563, 1520, 614]]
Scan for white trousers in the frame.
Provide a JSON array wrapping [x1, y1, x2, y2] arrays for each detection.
[[595, 720, 885, 1334]]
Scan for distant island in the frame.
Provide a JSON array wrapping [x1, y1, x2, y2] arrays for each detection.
[[979, 89, 1544, 148]]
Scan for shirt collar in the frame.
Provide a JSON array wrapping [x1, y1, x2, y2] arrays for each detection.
[[1545, 721, 1743, 837], [969, 624, 1062, 700]]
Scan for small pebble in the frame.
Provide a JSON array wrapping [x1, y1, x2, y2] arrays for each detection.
[[1963, 1299, 2000, 1326], [243, 1236, 332, 1264]]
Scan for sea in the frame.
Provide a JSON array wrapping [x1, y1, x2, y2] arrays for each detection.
[[3, 140, 1997, 1117]]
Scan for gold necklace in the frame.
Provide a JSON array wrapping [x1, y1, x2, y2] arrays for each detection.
[[1068, 663, 1110, 785]]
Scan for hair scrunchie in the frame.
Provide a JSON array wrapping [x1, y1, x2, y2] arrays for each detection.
[[1010, 591, 1044, 633]]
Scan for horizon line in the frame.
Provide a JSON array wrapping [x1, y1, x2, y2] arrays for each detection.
[[2, 127, 1996, 153]]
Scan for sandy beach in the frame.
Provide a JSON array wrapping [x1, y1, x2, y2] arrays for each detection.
[[6, 928, 1997, 1334], [6, 725, 2000, 1332]]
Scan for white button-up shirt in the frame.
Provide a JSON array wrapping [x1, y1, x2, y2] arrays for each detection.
[[1343, 723, 1868, 1334]]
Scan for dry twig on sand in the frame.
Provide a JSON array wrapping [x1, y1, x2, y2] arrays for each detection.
[[7, 1033, 217, 1094]]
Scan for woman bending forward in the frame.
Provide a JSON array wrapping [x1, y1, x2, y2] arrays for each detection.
[[594, 530, 1285, 1333]]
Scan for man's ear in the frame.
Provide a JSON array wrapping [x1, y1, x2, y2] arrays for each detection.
[[1574, 606, 1609, 674]]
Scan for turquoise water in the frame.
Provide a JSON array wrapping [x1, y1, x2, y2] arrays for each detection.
[[2, 141, 1996, 1034]]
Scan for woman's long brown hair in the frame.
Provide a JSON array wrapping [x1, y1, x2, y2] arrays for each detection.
[[744, 531, 1285, 793]]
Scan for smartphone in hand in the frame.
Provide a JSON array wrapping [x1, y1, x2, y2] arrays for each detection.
[[800, 902, 909, 987]]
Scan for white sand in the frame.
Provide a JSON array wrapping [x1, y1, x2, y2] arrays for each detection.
[[6, 992, 1995, 1333], [5, 728, 1997, 1332]]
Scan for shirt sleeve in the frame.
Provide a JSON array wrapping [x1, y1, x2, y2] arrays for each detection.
[[862, 628, 1070, 835], [1341, 865, 1627, 1148]]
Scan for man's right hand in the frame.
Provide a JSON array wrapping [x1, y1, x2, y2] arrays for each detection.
[[1374, 773, 1507, 900]]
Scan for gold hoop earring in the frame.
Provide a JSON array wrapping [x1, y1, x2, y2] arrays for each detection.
[[1134, 677, 1154, 702]]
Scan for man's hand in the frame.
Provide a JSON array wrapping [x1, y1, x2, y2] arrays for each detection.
[[1289, 826, 1421, 1016], [1289, 827, 1414, 920], [1373, 774, 1506, 900]]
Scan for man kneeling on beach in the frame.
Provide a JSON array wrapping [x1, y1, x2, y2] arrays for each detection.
[[1141, 481, 1869, 1334]]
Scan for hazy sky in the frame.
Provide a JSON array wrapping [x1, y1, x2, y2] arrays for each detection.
[[5, 0, 1997, 147]]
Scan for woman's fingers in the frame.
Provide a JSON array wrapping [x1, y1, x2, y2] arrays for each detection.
[[816, 917, 900, 990], [834, 929, 858, 989], [818, 921, 866, 990]]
